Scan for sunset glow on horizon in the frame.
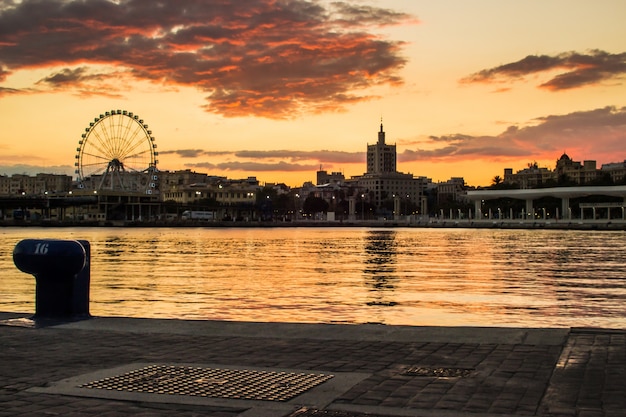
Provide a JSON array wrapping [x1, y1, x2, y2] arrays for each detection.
[[1, 0, 625, 187]]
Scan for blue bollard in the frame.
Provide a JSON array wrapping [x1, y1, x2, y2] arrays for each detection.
[[13, 239, 91, 319]]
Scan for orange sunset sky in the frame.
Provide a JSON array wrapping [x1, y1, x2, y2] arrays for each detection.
[[1, 0, 626, 187]]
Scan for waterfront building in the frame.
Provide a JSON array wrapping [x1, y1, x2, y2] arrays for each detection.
[[162, 176, 260, 206], [367, 123, 397, 174], [503, 154, 618, 187], [503, 163, 552, 188], [298, 180, 344, 219], [316, 169, 345, 186], [554, 153, 599, 184], [315, 170, 359, 203], [160, 169, 213, 190], [601, 160, 626, 183], [436, 177, 468, 205], [355, 123, 428, 216], [0, 173, 72, 196], [264, 182, 291, 196]]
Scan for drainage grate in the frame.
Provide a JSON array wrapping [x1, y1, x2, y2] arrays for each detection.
[[79, 364, 334, 402], [401, 367, 474, 378]]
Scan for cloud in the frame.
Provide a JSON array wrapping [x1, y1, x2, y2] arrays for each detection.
[[187, 161, 318, 172], [0, 0, 414, 118], [33, 66, 126, 98], [159, 149, 225, 158], [161, 149, 363, 163], [330, 2, 420, 27], [0, 66, 9, 82], [234, 150, 363, 163], [461, 50, 626, 91], [163, 148, 364, 174], [0, 164, 74, 177], [0, 86, 21, 96], [400, 106, 626, 164], [37, 67, 93, 87]]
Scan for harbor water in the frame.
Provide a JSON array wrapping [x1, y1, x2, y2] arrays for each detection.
[[1, 226, 625, 328]]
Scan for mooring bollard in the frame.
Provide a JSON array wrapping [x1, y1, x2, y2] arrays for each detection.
[[13, 239, 91, 320]]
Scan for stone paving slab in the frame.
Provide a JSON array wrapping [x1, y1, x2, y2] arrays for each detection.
[[539, 328, 626, 417], [0, 313, 623, 416]]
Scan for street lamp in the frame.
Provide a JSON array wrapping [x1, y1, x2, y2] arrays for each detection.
[[406, 194, 410, 217], [360, 194, 365, 220]]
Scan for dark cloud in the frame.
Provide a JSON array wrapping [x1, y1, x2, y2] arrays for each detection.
[[0, 66, 9, 82], [399, 106, 626, 163], [399, 137, 528, 161], [461, 50, 626, 90], [187, 161, 318, 172], [0, 164, 73, 177], [234, 150, 363, 163], [36, 66, 112, 88], [33, 66, 125, 97], [0, 66, 28, 95], [0, 86, 21, 95], [159, 149, 226, 158], [37, 67, 92, 87], [330, 2, 419, 27], [159, 148, 363, 163], [163, 148, 364, 173], [0, 0, 413, 118]]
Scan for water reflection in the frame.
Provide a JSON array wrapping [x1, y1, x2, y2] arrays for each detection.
[[0, 227, 625, 328], [363, 230, 398, 307], [102, 236, 124, 258]]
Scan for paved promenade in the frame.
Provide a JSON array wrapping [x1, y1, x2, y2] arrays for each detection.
[[0, 312, 624, 417]]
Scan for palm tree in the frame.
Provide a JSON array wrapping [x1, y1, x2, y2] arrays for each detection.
[[492, 175, 502, 186]]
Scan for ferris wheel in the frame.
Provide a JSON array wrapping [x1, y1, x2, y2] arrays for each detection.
[[75, 110, 159, 193]]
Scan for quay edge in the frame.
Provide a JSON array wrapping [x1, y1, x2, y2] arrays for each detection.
[[2, 219, 626, 230]]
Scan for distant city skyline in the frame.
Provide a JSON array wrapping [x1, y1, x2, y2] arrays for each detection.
[[1, 1, 625, 187]]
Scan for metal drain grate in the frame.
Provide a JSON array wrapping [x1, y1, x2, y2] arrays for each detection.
[[79, 365, 334, 402], [401, 367, 474, 378]]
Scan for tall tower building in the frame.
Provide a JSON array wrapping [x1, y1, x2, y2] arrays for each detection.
[[357, 121, 428, 217], [367, 123, 396, 174]]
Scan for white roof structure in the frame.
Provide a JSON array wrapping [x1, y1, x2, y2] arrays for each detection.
[[467, 185, 626, 201]]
